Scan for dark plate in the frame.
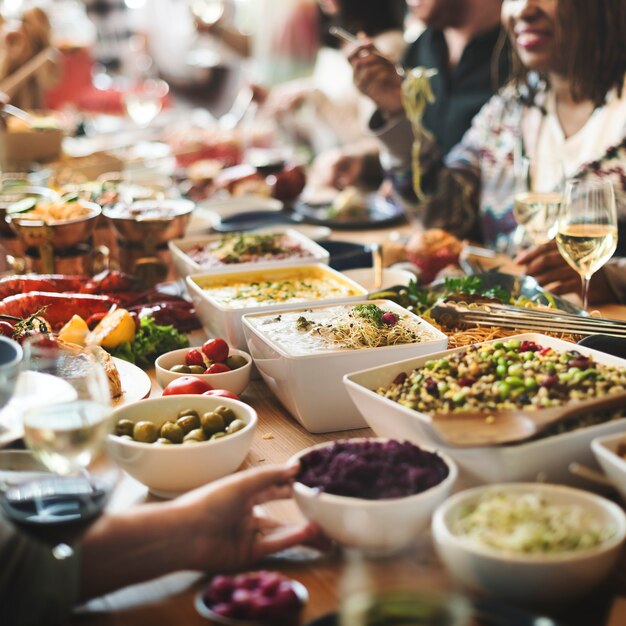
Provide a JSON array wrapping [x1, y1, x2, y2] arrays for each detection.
[[578, 334, 626, 359], [431, 271, 587, 316], [212, 210, 303, 233], [318, 240, 372, 271], [294, 194, 406, 230]]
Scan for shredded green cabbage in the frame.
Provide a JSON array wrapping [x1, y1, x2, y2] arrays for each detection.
[[454, 491, 613, 554]]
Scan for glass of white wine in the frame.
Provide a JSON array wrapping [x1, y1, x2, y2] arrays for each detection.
[[187, 0, 225, 69], [1, 336, 114, 543], [512, 155, 564, 248], [123, 78, 169, 128], [556, 179, 618, 309]]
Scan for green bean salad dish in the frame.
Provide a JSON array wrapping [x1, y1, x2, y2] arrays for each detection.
[[377, 339, 626, 414]]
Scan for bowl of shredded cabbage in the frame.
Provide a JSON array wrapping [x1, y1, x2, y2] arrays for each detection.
[[432, 482, 626, 609]]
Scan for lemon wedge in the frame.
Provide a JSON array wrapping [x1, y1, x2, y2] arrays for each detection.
[[88, 308, 136, 349], [58, 314, 89, 346]]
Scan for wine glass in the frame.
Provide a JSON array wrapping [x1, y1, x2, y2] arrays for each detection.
[[187, 0, 225, 69], [512, 155, 564, 248], [1, 336, 114, 543], [556, 179, 618, 309], [123, 78, 169, 128]]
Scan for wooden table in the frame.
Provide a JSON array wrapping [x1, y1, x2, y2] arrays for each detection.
[[62, 223, 626, 626]]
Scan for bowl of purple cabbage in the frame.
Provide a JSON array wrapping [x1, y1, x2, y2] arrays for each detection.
[[291, 438, 457, 554]]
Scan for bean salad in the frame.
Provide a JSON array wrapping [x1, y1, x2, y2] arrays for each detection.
[[377, 340, 626, 414]]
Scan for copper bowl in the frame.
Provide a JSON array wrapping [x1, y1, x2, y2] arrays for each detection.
[[5, 200, 102, 250], [0, 186, 59, 236], [103, 199, 194, 249]]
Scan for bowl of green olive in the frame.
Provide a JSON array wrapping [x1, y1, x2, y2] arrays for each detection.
[[155, 342, 252, 396], [107, 394, 257, 498]]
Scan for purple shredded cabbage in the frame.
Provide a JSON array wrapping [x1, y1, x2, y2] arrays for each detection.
[[297, 439, 449, 500]]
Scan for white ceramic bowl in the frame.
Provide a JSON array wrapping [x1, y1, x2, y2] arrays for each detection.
[[341, 267, 417, 292], [186, 263, 367, 350], [242, 299, 447, 433], [169, 228, 330, 277], [107, 395, 257, 498], [432, 482, 626, 609], [290, 438, 457, 554], [343, 333, 626, 485], [591, 433, 626, 503], [154, 346, 252, 396]]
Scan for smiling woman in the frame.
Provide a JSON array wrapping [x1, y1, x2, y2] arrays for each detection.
[[398, 0, 626, 306]]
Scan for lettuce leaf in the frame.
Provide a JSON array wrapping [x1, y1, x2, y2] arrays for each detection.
[[110, 316, 189, 367]]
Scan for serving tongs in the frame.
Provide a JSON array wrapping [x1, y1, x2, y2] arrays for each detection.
[[429, 390, 626, 448], [430, 300, 626, 338]]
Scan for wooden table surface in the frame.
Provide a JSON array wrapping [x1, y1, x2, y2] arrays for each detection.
[[55, 220, 626, 626]]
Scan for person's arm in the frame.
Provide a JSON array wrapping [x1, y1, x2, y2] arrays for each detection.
[[80, 464, 316, 601], [0, 517, 81, 626]]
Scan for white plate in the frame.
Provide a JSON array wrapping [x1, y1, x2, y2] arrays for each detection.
[[199, 196, 283, 219], [252, 224, 332, 241], [112, 357, 152, 406], [342, 267, 417, 292], [0, 357, 151, 447]]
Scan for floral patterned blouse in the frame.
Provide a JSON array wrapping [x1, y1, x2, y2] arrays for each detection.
[[396, 84, 626, 256]]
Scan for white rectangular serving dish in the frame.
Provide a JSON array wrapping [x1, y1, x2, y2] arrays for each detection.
[[169, 228, 330, 277], [242, 300, 447, 433], [343, 333, 626, 485], [186, 263, 367, 350], [591, 433, 626, 504]]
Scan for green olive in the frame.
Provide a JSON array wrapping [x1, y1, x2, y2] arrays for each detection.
[[227, 418, 246, 434], [210, 432, 227, 441], [188, 365, 206, 375], [133, 421, 158, 443], [115, 419, 134, 437], [177, 413, 201, 434], [225, 355, 247, 370], [170, 364, 191, 374], [177, 408, 199, 419], [214, 405, 236, 426], [156, 437, 173, 445], [160, 421, 184, 444], [183, 428, 206, 442], [201, 411, 225, 436]]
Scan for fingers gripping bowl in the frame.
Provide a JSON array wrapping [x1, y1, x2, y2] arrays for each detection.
[[290, 438, 457, 554], [107, 395, 257, 498]]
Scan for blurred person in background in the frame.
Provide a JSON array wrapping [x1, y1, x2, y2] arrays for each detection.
[[314, 0, 507, 191], [83, 0, 132, 72], [261, 0, 407, 156], [403, 0, 626, 304], [197, 0, 319, 88]]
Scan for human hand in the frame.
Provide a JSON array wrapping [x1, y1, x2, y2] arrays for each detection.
[[515, 240, 613, 304], [173, 463, 319, 572], [312, 147, 365, 190], [347, 39, 403, 118]]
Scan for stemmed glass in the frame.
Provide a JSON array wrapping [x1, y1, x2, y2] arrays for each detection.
[[512, 155, 564, 248], [123, 78, 170, 128], [555, 179, 618, 309], [1, 336, 114, 543], [187, 0, 225, 69]]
